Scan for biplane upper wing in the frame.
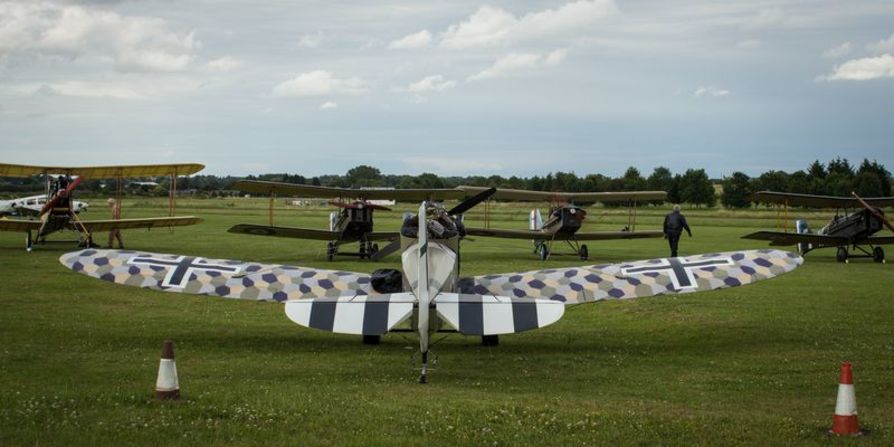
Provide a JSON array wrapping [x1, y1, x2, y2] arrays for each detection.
[[466, 249, 803, 305], [740, 230, 848, 246], [79, 217, 203, 232], [233, 180, 468, 201], [228, 223, 399, 241], [0, 163, 204, 178], [752, 191, 894, 208], [463, 227, 663, 241], [457, 186, 666, 203]]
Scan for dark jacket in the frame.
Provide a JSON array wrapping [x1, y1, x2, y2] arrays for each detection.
[[663, 211, 691, 236]]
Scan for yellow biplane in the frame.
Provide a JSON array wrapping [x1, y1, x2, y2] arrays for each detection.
[[0, 163, 204, 251]]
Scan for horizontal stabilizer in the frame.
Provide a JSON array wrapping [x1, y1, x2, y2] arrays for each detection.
[[284, 293, 416, 336], [434, 294, 564, 336]]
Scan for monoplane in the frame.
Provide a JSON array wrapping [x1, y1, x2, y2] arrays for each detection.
[[457, 187, 666, 260], [229, 181, 485, 260], [61, 194, 802, 382], [0, 163, 204, 251], [742, 191, 894, 262]]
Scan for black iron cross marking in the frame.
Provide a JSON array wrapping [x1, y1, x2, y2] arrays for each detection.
[[128, 255, 242, 288], [620, 257, 734, 291]]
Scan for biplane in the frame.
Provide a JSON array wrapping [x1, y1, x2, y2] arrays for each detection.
[[0, 163, 204, 251], [457, 187, 667, 260], [742, 191, 894, 263], [60, 193, 802, 382], [1, 194, 89, 217], [229, 181, 485, 261]]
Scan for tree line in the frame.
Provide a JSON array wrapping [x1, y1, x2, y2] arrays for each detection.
[[721, 158, 891, 208], [1, 158, 889, 208]]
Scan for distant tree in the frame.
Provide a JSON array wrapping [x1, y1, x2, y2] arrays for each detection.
[[553, 172, 581, 191], [621, 166, 646, 190], [754, 170, 789, 193], [827, 157, 855, 179], [853, 171, 884, 197], [807, 160, 826, 180], [414, 172, 444, 189], [786, 170, 811, 194], [345, 165, 382, 187], [721, 172, 752, 209], [310, 177, 321, 186], [667, 174, 683, 204], [680, 169, 715, 207], [855, 159, 891, 196]]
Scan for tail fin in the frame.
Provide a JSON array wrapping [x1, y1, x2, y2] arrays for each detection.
[[795, 219, 813, 254], [529, 208, 543, 230], [329, 211, 338, 232]]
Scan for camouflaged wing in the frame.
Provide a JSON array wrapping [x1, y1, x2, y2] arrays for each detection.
[[466, 249, 802, 305], [59, 249, 372, 302]]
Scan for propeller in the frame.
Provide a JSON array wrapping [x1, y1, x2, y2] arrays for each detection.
[[447, 187, 496, 216], [851, 191, 894, 233]]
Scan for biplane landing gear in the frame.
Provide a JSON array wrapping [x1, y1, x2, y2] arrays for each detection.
[[362, 335, 381, 345], [326, 242, 337, 261], [836, 247, 848, 263], [538, 244, 549, 261], [370, 243, 379, 258], [579, 244, 589, 261], [25, 231, 33, 252], [873, 246, 885, 263], [481, 335, 499, 346]]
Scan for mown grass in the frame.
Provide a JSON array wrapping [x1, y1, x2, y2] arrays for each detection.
[[1, 198, 892, 446]]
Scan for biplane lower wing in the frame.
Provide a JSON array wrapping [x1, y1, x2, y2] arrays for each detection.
[[228, 224, 398, 241], [741, 231, 848, 246], [80, 216, 202, 232], [0, 216, 201, 234], [868, 236, 894, 245], [464, 227, 662, 241]]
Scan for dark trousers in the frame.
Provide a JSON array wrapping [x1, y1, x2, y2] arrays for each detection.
[[667, 232, 681, 257]]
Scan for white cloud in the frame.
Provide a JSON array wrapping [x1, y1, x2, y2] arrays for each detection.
[[402, 75, 456, 93], [272, 70, 367, 97], [0, 3, 199, 72], [297, 32, 323, 48], [866, 33, 894, 55], [822, 42, 852, 58], [737, 39, 762, 50], [319, 101, 337, 110], [207, 56, 241, 72], [468, 49, 568, 81], [694, 86, 731, 97], [820, 54, 894, 81], [388, 30, 431, 49], [441, 1, 617, 49]]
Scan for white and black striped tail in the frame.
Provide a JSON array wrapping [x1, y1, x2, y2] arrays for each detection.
[[434, 294, 564, 336], [284, 293, 416, 336]]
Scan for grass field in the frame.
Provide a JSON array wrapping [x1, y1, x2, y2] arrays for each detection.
[[1, 198, 892, 446]]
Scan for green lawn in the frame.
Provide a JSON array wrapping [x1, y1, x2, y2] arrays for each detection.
[[1, 199, 892, 446]]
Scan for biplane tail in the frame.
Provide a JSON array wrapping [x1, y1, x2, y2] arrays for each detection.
[[434, 294, 564, 336], [284, 293, 416, 336]]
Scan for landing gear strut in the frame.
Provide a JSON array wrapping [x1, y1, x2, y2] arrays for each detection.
[[326, 241, 337, 261], [25, 230, 33, 252]]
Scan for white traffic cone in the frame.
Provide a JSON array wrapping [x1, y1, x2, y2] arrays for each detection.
[[155, 340, 180, 400], [830, 361, 863, 436]]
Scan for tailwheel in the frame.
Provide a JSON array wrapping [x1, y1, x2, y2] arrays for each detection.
[[579, 244, 589, 261], [538, 244, 549, 261], [326, 242, 337, 261], [835, 246, 848, 263], [481, 335, 499, 346], [873, 246, 885, 263]]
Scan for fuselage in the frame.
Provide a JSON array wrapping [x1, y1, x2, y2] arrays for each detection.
[[541, 205, 586, 237], [818, 208, 885, 243], [0, 194, 88, 217]]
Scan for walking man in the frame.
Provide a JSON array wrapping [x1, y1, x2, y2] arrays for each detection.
[[107, 198, 124, 249], [663, 204, 691, 257]]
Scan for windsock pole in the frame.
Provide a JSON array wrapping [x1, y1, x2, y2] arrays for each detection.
[[155, 340, 180, 400], [830, 362, 863, 436]]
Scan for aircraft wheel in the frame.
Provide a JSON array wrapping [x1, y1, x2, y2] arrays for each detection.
[[25, 231, 33, 252], [538, 244, 549, 261], [579, 244, 589, 261], [836, 247, 848, 263], [362, 335, 381, 345], [481, 335, 499, 346], [326, 242, 336, 261], [873, 246, 885, 263]]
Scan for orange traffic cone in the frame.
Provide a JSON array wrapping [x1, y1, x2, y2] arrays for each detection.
[[154, 340, 180, 400], [830, 362, 864, 436]]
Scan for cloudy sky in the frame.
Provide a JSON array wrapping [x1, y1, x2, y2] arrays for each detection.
[[1, 0, 892, 177]]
